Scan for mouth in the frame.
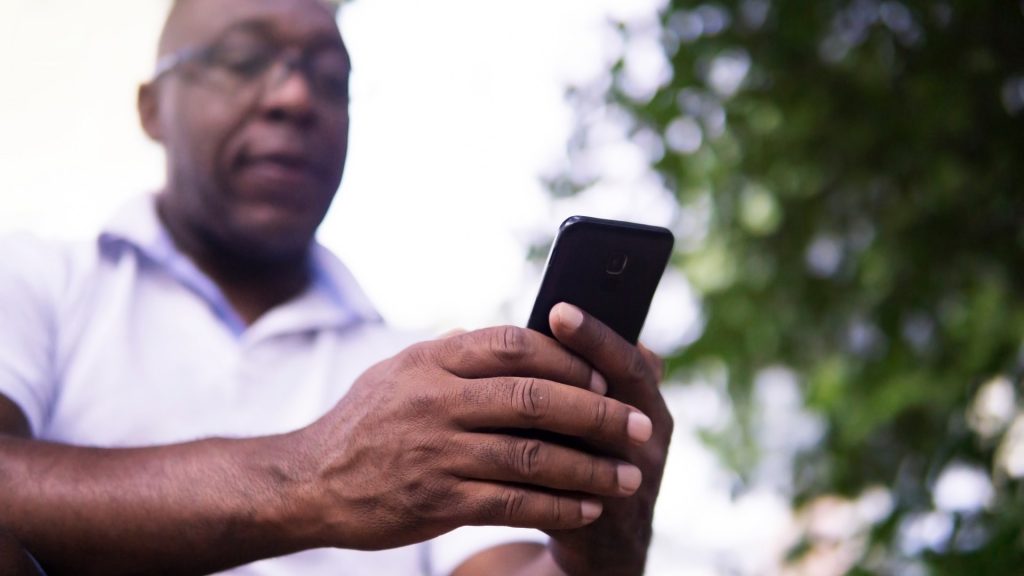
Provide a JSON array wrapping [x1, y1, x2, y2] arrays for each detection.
[[230, 148, 341, 209], [238, 153, 324, 182]]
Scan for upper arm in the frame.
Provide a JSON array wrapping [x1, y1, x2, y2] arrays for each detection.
[[0, 233, 65, 437], [0, 394, 32, 438]]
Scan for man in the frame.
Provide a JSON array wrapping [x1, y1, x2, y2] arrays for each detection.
[[0, 0, 673, 574]]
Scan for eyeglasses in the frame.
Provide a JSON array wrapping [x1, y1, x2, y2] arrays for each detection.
[[153, 34, 351, 106]]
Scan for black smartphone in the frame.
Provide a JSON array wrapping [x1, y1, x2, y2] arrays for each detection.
[[527, 216, 675, 344]]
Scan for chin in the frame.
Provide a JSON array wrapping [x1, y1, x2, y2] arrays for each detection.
[[222, 204, 322, 263]]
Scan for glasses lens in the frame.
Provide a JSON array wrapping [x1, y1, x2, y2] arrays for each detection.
[[178, 31, 350, 106], [208, 45, 275, 79], [190, 32, 277, 93], [309, 51, 350, 103]]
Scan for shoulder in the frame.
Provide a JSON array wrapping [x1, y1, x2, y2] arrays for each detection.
[[0, 232, 103, 301], [0, 234, 88, 436], [0, 232, 78, 305], [0, 231, 70, 265]]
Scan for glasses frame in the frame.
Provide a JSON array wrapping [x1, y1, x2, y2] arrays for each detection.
[[151, 40, 350, 106], [152, 47, 206, 81]]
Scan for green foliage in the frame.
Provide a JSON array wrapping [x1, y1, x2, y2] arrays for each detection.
[[570, 0, 1024, 572]]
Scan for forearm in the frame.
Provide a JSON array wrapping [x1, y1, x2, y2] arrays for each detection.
[[0, 431, 318, 576]]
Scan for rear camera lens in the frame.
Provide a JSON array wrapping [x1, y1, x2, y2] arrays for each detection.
[[606, 253, 628, 275]]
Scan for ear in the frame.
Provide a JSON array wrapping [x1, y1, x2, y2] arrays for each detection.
[[137, 82, 164, 142]]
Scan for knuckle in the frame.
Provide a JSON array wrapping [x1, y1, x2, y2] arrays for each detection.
[[436, 331, 469, 364], [492, 325, 530, 365], [510, 378, 550, 420], [651, 353, 667, 381], [627, 350, 650, 382], [589, 398, 610, 432], [408, 432, 445, 465], [457, 380, 488, 407], [412, 477, 456, 521], [511, 439, 543, 478], [400, 341, 435, 371], [409, 384, 464, 418], [588, 323, 610, 352], [587, 458, 618, 491], [406, 388, 443, 416], [651, 395, 675, 437], [501, 489, 528, 522], [586, 457, 600, 487], [549, 495, 564, 525]]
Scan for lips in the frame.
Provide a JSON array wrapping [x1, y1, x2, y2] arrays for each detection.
[[227, 127, 344, 211], [232, 147, 339, 203], [240, 152, 321, 180]]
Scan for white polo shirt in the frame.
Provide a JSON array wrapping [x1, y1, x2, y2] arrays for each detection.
[[0, 195, 538, 575]]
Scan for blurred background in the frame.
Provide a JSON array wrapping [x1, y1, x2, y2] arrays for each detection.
[[2, 0, 1023, 574]]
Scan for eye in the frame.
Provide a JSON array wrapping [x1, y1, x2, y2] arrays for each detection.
[[310, 52, 351, 101], [315, 71, 349, 101], [210, 46, 277, 78]]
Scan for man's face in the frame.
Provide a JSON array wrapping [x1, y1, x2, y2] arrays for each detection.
[[145, 0, 349, 262]]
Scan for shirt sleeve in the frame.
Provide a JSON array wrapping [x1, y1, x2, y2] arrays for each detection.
[[428, 526, 547, 576], [0, 233, 64, 436]]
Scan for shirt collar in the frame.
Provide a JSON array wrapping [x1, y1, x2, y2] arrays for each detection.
[[98, 193, 381, 339]]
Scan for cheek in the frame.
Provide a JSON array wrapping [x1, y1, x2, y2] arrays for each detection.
[[324, 114, 351, 182], [163, 89, 243, 191]]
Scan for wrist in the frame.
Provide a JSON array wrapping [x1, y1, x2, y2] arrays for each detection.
[[241, 429, 327, 551]]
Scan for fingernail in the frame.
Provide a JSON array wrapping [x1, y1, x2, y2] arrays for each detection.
[[617, 464, 643, 494], [589, 371, 608, 395], [557, 303, 584, 330], [581, 499, 603, 522], [627, 412, 653, 443]]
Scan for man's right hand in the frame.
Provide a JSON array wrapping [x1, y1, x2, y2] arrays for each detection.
[[290, 325, 653, 550], [0, 326, 654, 575]]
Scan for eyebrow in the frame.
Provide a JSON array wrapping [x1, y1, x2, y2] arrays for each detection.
[[213, 19, 346, 50], [209, 18, 350, 67], [211, 20, 273, 41]]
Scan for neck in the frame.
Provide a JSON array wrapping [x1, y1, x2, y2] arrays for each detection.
[[194, 250, 311, 327], [156, 197, 313, 326]]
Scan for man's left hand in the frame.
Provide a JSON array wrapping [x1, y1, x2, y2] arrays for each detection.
[[543, 302, 674, 576]]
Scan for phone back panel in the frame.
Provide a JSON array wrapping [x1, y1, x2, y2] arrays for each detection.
[[527, 216, 674, 344]]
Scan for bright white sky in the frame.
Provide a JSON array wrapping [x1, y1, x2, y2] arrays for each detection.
[[0, 1, 802, 574], [0, 0, 683, 335]]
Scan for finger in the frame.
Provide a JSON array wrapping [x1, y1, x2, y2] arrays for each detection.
[[451, 376, 652, 448], [452, 432, 643, 497], [436, 328, 469, 339], [457, 481, 604, 530], [637, 342, 665, 382], [548, 303, 658, 403], [436, 325, 606, 394]]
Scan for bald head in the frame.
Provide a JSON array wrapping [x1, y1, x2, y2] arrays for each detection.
[[139, 0, 353, 270], [157, 0, 341, 60]]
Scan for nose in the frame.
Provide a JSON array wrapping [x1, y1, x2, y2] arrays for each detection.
[[259, 57, 316, 124]]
